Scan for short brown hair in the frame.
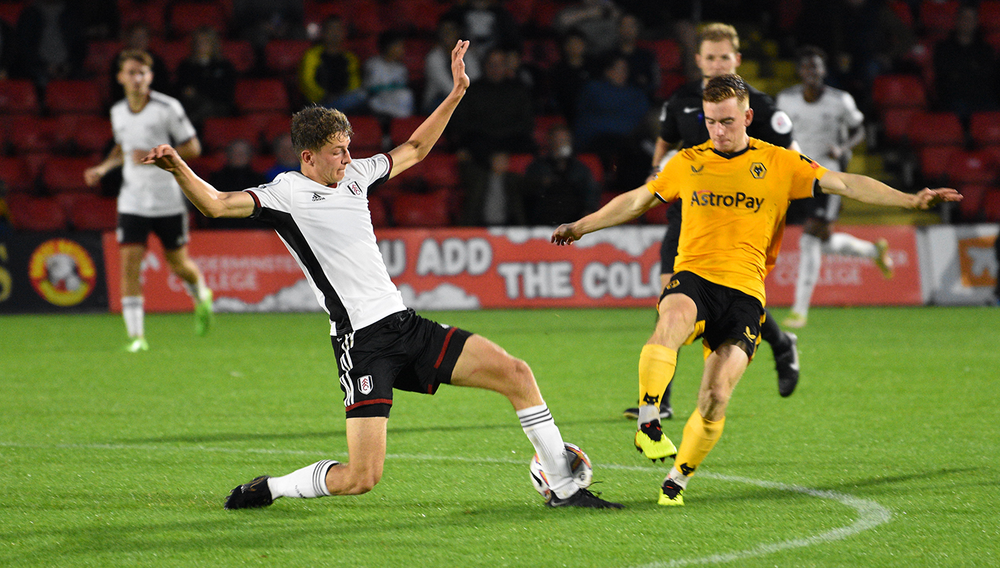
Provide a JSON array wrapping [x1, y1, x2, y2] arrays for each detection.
[[290, 105, 354, 154], [703, 74, 749, 109], [698, 22, 740, 51], [117, 49, 153, 71]]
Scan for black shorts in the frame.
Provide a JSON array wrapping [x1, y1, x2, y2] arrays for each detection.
[[659, 271, 765, 359], [332, 308, 472, 419], [659, 200, 682, 274], [117, 213, 190, 249]]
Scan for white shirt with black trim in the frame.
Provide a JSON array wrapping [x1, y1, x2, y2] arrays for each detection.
[[776, 84, 864, 173], [111, 91, 198, 216], [246, 154, 403, 336]]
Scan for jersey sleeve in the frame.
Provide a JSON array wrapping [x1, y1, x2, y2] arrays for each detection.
[[786, 150, 829, 200], [749, 92, 794, 148], [348, 154, 393, 195], [647, 152, 684, 202], [246, 175, 292, 219], [840, 91, 865, 129], [658, 99, 682, 144], [166, 98, 198, 145]]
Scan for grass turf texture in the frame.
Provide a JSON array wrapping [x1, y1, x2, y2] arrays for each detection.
[[1, 307, 997, 567]]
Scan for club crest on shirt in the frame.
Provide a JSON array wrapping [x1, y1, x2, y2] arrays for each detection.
[[347, 181, 363, 196], [358, 374, 373, 395]]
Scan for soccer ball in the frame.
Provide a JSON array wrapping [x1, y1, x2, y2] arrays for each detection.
[[528, 442, 593, 499]]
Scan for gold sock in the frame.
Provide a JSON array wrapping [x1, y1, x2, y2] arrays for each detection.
[[673, 408, 725, 478], [638, 344, 677, 408]]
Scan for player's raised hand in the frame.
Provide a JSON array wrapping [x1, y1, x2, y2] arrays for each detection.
[[914, 187, 962, 209], [551, 223, 583, 246], [451, 39, 470, 93], [142, 144, 185, 173]]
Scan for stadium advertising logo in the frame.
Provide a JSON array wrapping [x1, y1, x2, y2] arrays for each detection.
[[690, 190, 764, 212], [28, 238, 97, 307], [957, 235, 997, 287]]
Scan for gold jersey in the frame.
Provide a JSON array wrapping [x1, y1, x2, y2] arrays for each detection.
[[648, 138, 828, 306]]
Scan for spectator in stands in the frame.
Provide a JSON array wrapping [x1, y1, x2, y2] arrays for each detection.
[[364, 31, 414, 120], [573, 55, 650, 191], [442, 0, 521, 68], [110, 23, 172, 101], [16, 0, 86, 89], [205, 139, 268, 229], [614, 13, 659, 102], [451, 47, 535, 164], [0, 18, 20, 80], [423, 17, 481, 114], [548, 31, 593, 126], [554, 0, 622, 58], [298, 16, 366, 113], [230, 0, 304, 55], [458, 151, 526, 226], [264, 133, 300, 181], [933, 4, 998, 124], [175, 27, 237, 128], [523, 123, 599, 225]]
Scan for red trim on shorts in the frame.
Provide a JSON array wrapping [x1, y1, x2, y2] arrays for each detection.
[[345, 398, 393, 412], [434, 327, 457, 369]]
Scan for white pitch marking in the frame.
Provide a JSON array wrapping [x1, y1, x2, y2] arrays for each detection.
[[1, 441, 891, 566]]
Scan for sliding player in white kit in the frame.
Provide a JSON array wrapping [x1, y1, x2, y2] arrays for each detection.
[[143, 40, 622, 510], [776, 46, 894, 329], [85, 49, 213, 352]]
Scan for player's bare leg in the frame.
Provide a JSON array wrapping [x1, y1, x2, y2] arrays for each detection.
[[120, 244, 148, 352], [164, 245, 213, 336]]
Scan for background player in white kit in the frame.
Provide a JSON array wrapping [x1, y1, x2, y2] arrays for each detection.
[[143, 40, 622, 510], [84, 50, 213, 352], [776, 46, 894, 329]]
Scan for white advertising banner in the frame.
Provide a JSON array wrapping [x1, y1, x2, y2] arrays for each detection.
[[921, 224, 998, 305]]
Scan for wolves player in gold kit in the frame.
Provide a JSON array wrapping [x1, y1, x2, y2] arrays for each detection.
[[552, 74, 960, 506]]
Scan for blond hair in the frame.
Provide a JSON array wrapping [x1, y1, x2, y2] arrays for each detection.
[[698, 22, 740, 52]]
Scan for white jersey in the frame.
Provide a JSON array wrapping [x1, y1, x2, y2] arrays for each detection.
[[111, 91, 198, 216], [776, 84, 863, 172], [246, 154, 405, 336]]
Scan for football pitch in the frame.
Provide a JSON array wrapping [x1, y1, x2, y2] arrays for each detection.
[[2, 306, 997, 567]]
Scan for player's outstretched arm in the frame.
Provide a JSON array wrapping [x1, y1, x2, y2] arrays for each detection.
[[388, 40, 470, 177], [818, 170, 962, 210], [551, 186, 660, 245], [142, 144, 255, 219], [83, 144, 124, 187]]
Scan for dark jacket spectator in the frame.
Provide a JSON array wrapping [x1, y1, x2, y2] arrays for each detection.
[[524, 124, 599, 225], [16, 0, 86, 87], [176, 27, 237, 127]]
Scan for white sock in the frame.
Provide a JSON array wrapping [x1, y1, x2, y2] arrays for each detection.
[[517, 405, 576, 499], [793, 233, 823, 317], [183, 275, 211, 303], [666, 466, 691, 490], [824, 232, 877, 258], [266, 460, 338, 499], [637, 404, 660, 426], [122, 296, 144, 338]]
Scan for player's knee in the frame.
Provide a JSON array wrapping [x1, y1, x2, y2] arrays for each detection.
[[346, 469, 382, 495]]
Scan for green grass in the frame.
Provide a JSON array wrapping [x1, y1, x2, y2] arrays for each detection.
[[1, 307, 998, 567]]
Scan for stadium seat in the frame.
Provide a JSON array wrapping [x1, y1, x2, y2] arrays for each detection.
[[42, 156, 99, 194], [982, 188, 1000, 221], [66, 194, 119, 232], [881, 108, 919, 144], [981, 0, 1000, 32], [918, 145, 960, 183], [871, 74, 926, 110], [44, 79, 105, 114], [640, 38, 684, 73], [386, 0, 445, 33], [658, 71, 688, 101], [235, 79, 289, 113], [389, 115, 426, 147], [919, 0, 960, 42], [347, 115, 385, 153], [391, 189, 451, 227], [188, 152, 228, 176], [947, 150, 997, 185], [148, 39, 189, 75], [84, 40, 124, 76], [263, 39, 311, 76], [168, 2, 227, 37], [506, 0, 537, 25], [577, 153, 605, 184], [403, 38, 434, 83], [533, 114, 567, 148], [0, 79, 40, 114], [7, 116, 58, 153], [0, 156, 35, 193], [66, 115, 114, 154], [969, 111, 1000, 146], [507, 153, 534, 175], [957, 184, 990, 220], [261, 113, 292, 145], [368, 194, 389, 228], [421, 153, 460, 189], [120, 0, 167, 36], [906, 112, 964, 147], [202, 116, 262, 152], [221, 40, 255, 75], [303, 0, 384, 36], [6, 195, 68, 232], [0, 2, 24, 27], [888, 0, 915, 27]]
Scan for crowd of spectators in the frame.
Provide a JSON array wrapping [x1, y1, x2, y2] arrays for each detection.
[[2, 0, 1000, 230]]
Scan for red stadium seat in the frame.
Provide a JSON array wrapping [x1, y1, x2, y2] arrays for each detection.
[[7, 116, 58, 153], [981, 0, 1000, 32], [871, 74, 926, 110], [888, 0, 915, 27], [42, 156, 100, 194], [881, 108, 919, 144], [0, 79, 40, 114], [947, 150, 997, 185], [969, 111, 1000, 146], [918, 145, 960, 182], [6, 195, 68, 232], [66, 115, 114, 154], [421, 153, 460, 189], [402, 38, 434, 83], [0, 156, 35, 193], [45, 79, 105, 114], [120, 0, 168, 35], [148, 39, 189, 75], [346, 115, 385, 153], [84, 40, 124, 76], [919, 0, 959, 41], [0, 2, 24, 27], [386, 0, 445, 33], [261, 113, 292, 146], [577, 153, 605, 184], [188, 152, 228, 176], [533, 114, 567, 148], [66, 194, 119, 231], [389, 116, 426, 147], [368, 194, 389, 228], [658, 71, 688, 101], [982, 188, 1000, 221], [235, 79, 289, 113], [168, 2, 227, 37], [906, 112, 964, 147], [640, 38, 684, 73], [957, 184, 990, 220], [507, 153, 534, 175], [264, 39, 311, 75], [391, 189, 451, 227], [221, 40, 255, 75], [201, 116, 262, 152]]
